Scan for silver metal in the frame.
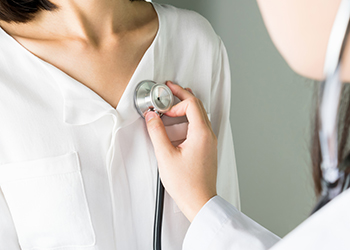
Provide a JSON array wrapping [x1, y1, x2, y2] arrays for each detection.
[[319, 66, 342, 183], [319, 0, 350, 184], [134, 80, 174, 118]]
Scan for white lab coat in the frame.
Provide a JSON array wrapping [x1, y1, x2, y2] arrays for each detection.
[[183, 189, 350, 249], [0, 3, 239, 250]]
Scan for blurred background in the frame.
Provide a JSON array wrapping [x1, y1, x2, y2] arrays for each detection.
[[158, 0, 316, 237]]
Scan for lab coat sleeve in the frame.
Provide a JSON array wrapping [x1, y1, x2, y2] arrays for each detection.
[[0, 187, 21, 249], [183, 196, 280, 250]]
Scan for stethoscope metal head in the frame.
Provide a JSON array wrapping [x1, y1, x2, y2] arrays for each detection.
[[134, 80, 174, 118]]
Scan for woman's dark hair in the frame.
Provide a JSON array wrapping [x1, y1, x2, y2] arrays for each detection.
[[0, 0, 57, 23], [312, 83, 350, 196], [0, 0, 137, 23]]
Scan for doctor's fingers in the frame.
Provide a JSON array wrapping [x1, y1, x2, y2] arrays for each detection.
[[166, 81, 209, 127], [166, 99, 212, 132], [166, 81, 193, 100], [165, 82, 211, 129], [145, 111, 177, 156], [184, 88, 194, 95]]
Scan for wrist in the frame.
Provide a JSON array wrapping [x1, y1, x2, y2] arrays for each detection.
[[180, 193, 217, 222]]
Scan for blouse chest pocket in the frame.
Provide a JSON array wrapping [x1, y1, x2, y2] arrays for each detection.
[[0, 151, 95, 250]]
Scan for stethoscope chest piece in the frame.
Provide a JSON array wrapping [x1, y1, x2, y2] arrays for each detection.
[[134, 80, 174, 118]]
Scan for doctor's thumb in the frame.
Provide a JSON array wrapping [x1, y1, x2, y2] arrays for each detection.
[[145, 112, 174, 155]]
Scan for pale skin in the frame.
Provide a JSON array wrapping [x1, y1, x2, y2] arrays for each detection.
[[256, 0, 350, 81], [1, 0, 347, 224], [145, 82, 218, 222], [0, 0, 212, 222], [0, 0, 158, 109], [147, 0, 350, 223]]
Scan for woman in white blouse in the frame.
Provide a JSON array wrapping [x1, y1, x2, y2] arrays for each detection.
[[0, 0, 239, 249], [145, 0, 350, 249]]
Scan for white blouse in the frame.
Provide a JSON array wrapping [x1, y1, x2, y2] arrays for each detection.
[[0, 3, 239, 250]]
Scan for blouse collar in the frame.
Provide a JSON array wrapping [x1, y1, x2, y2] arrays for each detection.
[[0, 2, 161, 129], [43, 43, 155, 128]]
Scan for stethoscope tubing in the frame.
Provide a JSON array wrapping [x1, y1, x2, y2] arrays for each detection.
[[153, 170, 165, 250], [311, 0, 350, 215], [134, 80, 172, 250]]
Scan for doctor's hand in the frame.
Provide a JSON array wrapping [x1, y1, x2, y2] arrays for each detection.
[[145, 81, 217, 222]]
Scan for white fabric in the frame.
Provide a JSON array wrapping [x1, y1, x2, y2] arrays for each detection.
[[0, 3, 239, 250], [184, 189, 350, 250], [183, 196, 280, 250], [270, 188, 350, 250]]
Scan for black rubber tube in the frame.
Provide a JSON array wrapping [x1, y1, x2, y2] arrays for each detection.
[[153, 170, 165, 250]]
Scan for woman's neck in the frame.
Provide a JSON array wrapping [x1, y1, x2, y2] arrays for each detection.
[[1, 0, 153, 47]]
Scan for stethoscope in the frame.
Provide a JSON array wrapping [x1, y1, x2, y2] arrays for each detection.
[[311, 0, 350, 214], [133, 0, 350, 244], [134, 80, 174, 250]]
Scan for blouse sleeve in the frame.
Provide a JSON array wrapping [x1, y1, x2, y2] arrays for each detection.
[[183, 196, 280, 250], [0, 187, 21, 249], [209, 38, 240, 209]]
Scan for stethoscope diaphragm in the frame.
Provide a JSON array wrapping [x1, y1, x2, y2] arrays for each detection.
[[134, 80, 174, 118]]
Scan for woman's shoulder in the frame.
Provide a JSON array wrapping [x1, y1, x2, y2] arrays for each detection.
[[153, 2, 220, 47]]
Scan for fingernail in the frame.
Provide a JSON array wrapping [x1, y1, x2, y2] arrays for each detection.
[[146, 112, 158, 122]]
